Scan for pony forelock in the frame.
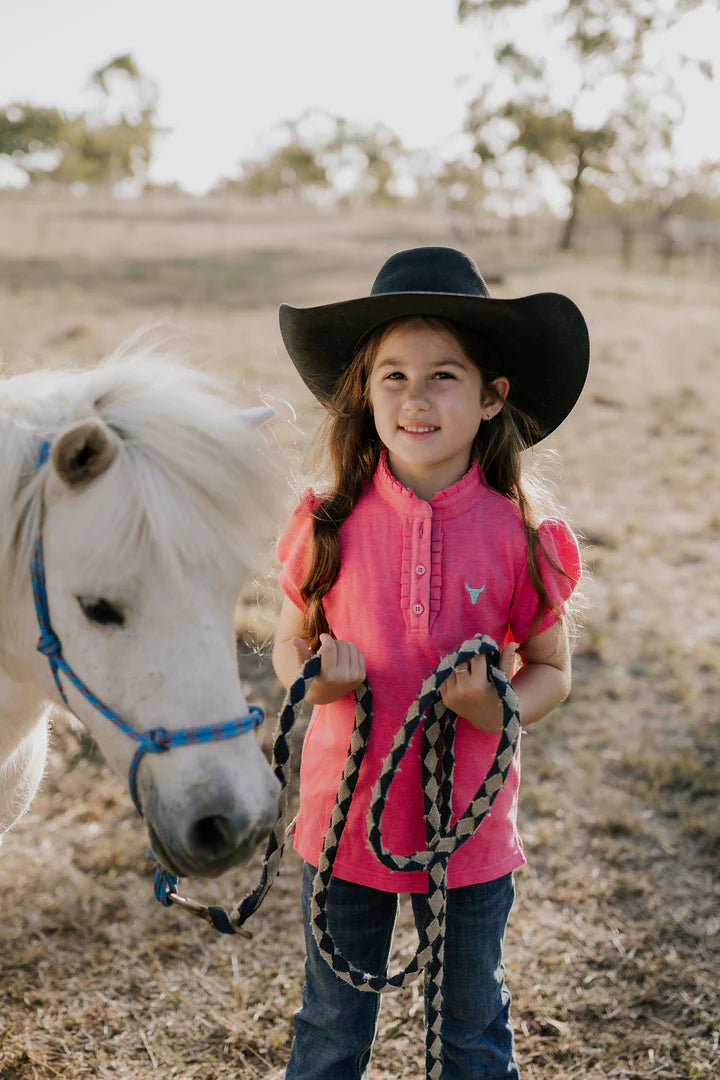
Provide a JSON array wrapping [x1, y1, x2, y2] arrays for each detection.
[[0, 343, 280, 593]]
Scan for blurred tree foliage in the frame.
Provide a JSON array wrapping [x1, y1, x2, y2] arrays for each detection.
[[227, 113, 331, 199], [0, 54, 158, 186], [323, 117, 405, 203], [0, 105, 64, 157], [457, 0, 718, 247], [225, 110, 406, 203], [425, 157, 487, 211]]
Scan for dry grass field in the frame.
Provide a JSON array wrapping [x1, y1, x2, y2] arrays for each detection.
[[0, 191, 718, 1080]]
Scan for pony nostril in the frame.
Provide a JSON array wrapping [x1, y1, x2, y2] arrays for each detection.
[[188, 815, 237, 860], [181, 799, 273, 871]]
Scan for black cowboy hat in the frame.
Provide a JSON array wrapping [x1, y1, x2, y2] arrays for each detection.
[[279, 246, 589, 443]]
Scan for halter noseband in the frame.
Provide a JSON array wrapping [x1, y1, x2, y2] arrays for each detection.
[[30, 438, 263, 817]]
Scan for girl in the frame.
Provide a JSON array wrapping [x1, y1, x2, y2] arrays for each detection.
[[272, 246, 588, 1080]]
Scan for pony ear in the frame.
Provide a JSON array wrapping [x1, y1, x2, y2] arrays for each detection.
[[52, 419, 118, 488], [237, 406, 275, 428]]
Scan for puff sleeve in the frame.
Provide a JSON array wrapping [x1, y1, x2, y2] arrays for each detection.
[[276, 490, 320, 611], [508, 518, 581, 644]]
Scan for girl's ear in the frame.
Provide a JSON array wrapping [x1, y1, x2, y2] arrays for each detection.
[[483, 376, 510, 419]]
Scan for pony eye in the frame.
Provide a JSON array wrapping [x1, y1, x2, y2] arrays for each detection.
[[77, 596, 125, 627]]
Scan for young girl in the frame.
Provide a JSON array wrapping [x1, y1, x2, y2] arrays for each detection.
[[272, 246, 588, 1080]]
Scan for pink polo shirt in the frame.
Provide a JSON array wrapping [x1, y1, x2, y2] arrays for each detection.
[[277, 452, 579, 892]]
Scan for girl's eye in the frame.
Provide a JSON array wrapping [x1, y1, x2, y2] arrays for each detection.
[[77, 596, 125, 627], [432, 371, 456, 379], [385, 371, 405, 381]]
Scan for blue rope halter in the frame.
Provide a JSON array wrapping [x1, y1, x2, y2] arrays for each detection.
[[30, 438, 264, 903]]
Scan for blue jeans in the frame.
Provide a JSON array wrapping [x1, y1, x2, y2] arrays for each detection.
[[286, 863, 518, 1080]]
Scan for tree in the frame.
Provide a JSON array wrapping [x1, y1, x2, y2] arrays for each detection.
[[321, 117, 405, 203], [0, 104, 67, 180], [0, 104, 64, 157], [77, 53, 158, 185], [231, 140, 330, 199], [225, 110, 407, 204], [0, 53, 158, 186], [457, 0, 718, 248], [229, 111, 332, 200], [430, 156, 487, 211]]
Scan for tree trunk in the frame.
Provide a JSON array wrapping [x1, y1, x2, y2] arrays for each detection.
[[559, 150, 586, 251], [620, 222, 634, 269]]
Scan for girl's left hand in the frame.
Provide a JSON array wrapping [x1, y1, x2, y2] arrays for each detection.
[[439, 643, 517, 734]]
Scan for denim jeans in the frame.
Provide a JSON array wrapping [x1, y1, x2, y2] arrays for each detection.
[[286, 862, 518, 1080]]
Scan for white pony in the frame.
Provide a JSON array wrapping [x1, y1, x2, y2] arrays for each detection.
[[0, 343, 281, 880]]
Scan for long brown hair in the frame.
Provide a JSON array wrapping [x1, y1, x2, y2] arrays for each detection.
[[299, 315, 572, 649]]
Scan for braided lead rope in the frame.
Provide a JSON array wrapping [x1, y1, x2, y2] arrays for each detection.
[[201, 654, 325, 934], [308, 635, 521, 1080], [419, 701, 453, 1079], [368, 636, 521, 869], [179, 635, 518, 1080]]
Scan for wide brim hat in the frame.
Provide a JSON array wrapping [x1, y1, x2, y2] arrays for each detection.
[[279, 246, 589, 443]]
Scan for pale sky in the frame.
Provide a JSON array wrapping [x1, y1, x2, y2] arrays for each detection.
[[1, 0, 718, 195]]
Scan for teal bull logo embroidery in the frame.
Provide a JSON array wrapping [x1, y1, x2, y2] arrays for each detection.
[[465, 583, 486, 605]]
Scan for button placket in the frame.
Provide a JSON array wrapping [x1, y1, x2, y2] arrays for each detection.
[[409, 513, 432, 629]]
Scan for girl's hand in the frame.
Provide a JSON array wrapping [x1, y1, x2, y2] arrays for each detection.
[[292, 633, 366, 705], [439, 643, 517, 734]]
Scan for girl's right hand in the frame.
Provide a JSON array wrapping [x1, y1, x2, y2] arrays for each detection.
[[292, 633, 366, 705]]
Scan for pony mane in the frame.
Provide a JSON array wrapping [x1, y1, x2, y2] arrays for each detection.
[[0, 342, 281, 598]]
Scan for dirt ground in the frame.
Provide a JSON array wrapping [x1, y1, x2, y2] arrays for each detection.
[[0, 192, 718, 1080]]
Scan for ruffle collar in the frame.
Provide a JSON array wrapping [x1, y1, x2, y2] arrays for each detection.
[[372, 449, 489, 518]]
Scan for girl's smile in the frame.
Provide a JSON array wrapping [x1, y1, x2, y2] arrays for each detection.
[[368, 318, 504, 500], [399, 423, 439, 436]]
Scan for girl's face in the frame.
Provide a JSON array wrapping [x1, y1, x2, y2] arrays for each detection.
[[368, 318, 506, 501]]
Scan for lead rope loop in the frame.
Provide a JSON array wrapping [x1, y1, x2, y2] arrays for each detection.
[[308, 634, 521, 1080], [209, 634, 520, 1080]]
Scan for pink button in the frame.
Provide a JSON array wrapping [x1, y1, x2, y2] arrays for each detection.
[[415, 564, 426, 576], [413, 602, 424, 615]]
